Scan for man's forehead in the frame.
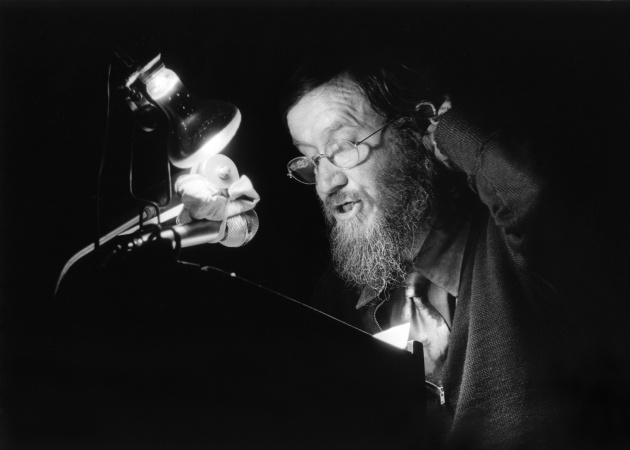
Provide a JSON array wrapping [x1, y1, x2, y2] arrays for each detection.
[[287, 77, 378, 135]]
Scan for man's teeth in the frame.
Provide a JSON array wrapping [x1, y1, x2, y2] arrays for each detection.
[[341, 202, 354, 212]]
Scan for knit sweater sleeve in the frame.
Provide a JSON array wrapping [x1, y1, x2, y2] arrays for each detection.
[[433, 108, 548, 253]]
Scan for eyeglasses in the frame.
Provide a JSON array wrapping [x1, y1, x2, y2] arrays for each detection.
[[286, 118, 398, 185]]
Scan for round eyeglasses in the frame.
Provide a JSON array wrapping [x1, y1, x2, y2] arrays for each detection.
[[286, 118, 398, 185]]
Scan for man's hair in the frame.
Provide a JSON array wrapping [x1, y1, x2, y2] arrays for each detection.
[[280, 46, 444, 129]]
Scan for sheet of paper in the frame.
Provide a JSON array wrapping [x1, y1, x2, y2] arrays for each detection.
[[373, 322, 411, 350]]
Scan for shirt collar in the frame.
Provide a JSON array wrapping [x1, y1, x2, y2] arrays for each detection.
[[356, 214, 471, 309], [414, 216, 470, 297]]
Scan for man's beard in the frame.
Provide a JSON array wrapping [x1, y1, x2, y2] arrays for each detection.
[[322, 139, 436, 295]]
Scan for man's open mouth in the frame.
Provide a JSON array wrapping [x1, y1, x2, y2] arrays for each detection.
[[336, 200, 360, 215]]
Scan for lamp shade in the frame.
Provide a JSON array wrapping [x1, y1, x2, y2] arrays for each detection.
[[142, 64, 241, 169]]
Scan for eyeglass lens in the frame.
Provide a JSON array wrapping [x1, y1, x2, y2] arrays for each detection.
[[288, 157, 317, 184], [327, 141, 360, 168], [288, 141, 360, 184]]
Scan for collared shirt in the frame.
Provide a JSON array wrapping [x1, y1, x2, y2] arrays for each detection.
[[356, 215, 471, 384]]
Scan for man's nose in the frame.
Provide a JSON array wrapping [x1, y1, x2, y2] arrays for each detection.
[[315, 157, 348, 196]]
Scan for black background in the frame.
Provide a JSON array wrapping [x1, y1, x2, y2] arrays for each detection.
[[2, 0, 630, 315], [1, 1, 630, 448]]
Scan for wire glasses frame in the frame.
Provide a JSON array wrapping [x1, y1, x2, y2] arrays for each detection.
[[286, 117, 399, 185]]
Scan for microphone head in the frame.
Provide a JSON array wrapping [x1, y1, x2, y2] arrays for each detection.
[[221, 210, 259, 247]]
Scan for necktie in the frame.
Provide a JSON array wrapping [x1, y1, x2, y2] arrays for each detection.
[[390, 271, 452, 383]]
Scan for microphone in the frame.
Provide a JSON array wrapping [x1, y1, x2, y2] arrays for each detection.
[[130, 210, 259, 250]]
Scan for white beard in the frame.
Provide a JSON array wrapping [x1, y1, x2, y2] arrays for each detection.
[[323, 151, 434, 294], [326, 206, 404, 294]]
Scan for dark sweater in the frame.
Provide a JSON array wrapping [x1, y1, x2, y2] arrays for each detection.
[[432, 108, 569, 448], [426, 107, 623, 448]]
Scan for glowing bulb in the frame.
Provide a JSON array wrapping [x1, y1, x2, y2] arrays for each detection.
[[145, 67, 181, 100]]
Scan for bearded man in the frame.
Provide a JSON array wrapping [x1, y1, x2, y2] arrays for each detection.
[[279, 51, 611, 449]]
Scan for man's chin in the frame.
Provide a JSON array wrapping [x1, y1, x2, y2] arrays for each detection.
[[329, 219, 405, 294]]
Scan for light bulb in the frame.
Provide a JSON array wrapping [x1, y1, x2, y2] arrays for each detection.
[[142, 62, 241, 169]]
